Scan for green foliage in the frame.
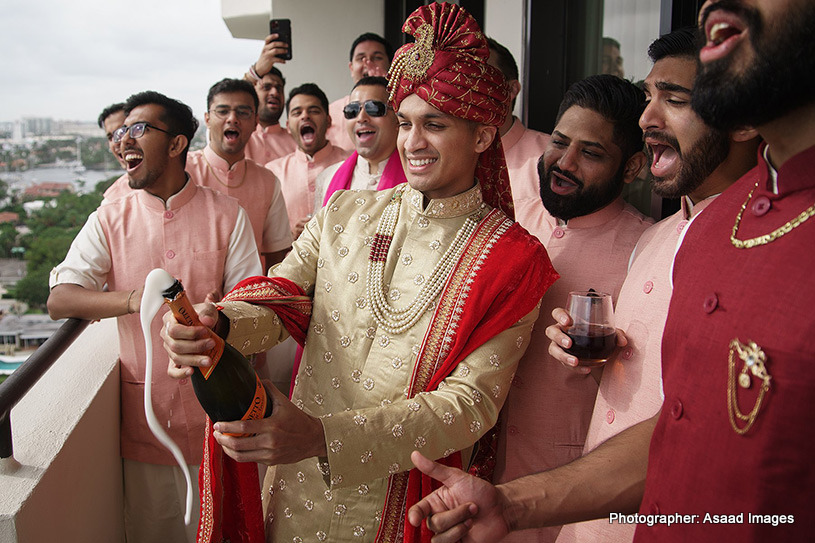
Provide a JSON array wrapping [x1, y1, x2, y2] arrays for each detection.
[[95, 175, 121, 195], [11, 190, 104, 308], [24, 191, 102, 236], [11, 265, 50, 308], [0, 223, 19, 258]]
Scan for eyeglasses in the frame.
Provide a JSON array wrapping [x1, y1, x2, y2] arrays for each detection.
[[343, 100, 388, 119], [209, 106, 255, 120], [112, 122, 174, 143]]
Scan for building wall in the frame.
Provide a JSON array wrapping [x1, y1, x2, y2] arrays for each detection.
[[484, 0, 526, 120], [222, 0, 385, 107]]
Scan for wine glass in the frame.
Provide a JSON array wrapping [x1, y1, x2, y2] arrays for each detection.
[[564, 290, 616, 367]]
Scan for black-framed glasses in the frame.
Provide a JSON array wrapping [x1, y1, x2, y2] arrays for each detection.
[[112, 122, 174, 143], [343, 100, 388, 119], [209, 106, 255, 120]]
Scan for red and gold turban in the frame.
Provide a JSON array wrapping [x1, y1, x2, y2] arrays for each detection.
[[387, 2, 515, 219]]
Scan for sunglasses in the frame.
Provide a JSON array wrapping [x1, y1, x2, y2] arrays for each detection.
[[112, 122, 175, 143], [343, 100, 388, 119]]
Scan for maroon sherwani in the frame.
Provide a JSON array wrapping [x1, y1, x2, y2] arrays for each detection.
[[636, 144, 815, 541]]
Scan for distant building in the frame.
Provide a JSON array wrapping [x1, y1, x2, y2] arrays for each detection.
[[0, 212, 20, 224], [0, 312, 64, 354], [22, 117, 53, 137], [22, 182, 74, 200]]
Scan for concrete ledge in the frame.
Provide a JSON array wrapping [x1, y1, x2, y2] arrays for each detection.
[[0, 318, 123, 542]]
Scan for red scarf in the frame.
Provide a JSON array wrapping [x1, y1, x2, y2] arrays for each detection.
[[379, 210, 558, 543], [322, 149, 407, 206], [197, 276, 310, 543]]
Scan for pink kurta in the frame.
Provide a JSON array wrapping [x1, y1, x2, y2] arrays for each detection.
[[53, 182, 260, 465], [495, 198, 652, 543], [265, 144, 350, 232], [243, 123, 297, 165], [102, 172, 130, 202], [326, 94, 355, 153], [503, 118, 550, 235], [187, 146, 291, 254], [556, 195, 716, 543]]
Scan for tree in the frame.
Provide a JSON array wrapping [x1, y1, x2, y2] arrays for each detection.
[[11, 190, 103, 309]]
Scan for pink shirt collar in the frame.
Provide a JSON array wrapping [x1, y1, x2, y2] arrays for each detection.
[[295, 143, 340, 165], [501, 117, 525, 150], [202, 145, 247, 175], [136, 174, 198, 211]]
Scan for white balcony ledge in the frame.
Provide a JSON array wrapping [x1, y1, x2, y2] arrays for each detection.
[[0, 318, 124, 543]]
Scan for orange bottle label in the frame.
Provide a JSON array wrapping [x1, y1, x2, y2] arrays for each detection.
[[165, 290, 224, 380], [223, 375, 269, 437]]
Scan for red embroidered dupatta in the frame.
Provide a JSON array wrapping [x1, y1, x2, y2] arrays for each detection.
[[380, 210, 558, 543], [196, 276, 310, 543]]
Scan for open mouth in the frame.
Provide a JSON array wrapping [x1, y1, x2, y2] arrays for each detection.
[[356, 126, 377, 144], [549, 171, 580, 196], [700, 9, 747, 64], [224, 129, 240, 143], [123, 149, 144, 171], [300, 125, 316, 145], [645, 135, 679, 178]]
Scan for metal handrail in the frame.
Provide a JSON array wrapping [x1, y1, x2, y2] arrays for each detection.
[[0, 317, 89, 459]]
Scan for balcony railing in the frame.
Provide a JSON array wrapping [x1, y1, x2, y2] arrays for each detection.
[[0, 317, 124, 542]]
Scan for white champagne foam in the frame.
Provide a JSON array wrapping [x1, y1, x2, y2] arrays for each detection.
[[139, 268, 193, 525]]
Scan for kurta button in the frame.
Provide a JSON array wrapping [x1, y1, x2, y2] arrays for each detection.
[[670, 399, 683, 419], [703, 294, 718, 313], [553, 227, 565, 239], [508, 425, 520, 436], [650, 503, 660, 515], [676, 220, 687, 234], [643, 281, 653, 294], [166, 250, 176, 259], [179, 378, 188, 385], [751, 196, 771, 216], [621, 346, 633, 360], [606, 409, 615, 424], [164, 211, 174, 219]]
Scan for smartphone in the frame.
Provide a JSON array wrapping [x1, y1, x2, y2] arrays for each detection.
[[270, 19, 292, 61]]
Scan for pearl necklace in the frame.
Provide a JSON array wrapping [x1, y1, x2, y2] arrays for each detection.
[[367, 188, 479, 335]]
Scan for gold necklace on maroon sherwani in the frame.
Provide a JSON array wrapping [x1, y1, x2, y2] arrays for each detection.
[[730, 180, 815, 248]]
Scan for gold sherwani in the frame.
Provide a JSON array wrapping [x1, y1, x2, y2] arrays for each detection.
[[220, 183, 540, 542]]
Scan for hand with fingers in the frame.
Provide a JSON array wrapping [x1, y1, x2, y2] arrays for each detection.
[[545, 307, 628, 375], [210, 384, 326, 466], [408, 451, 509, 543], [255, 33, 290, 76], [161, 300, 223, 379]]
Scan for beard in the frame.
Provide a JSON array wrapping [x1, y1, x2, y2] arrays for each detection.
[[692, 0, 815, 131], [259, 105, 283, 125], [539, 162, 626, 221], [646, 128, 730, 199]]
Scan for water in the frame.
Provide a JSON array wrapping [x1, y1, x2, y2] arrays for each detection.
[[1, 166, 122, 194], [0, 357, 25, 375]]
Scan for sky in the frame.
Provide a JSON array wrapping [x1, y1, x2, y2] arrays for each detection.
[[0, 0, 263, 123]]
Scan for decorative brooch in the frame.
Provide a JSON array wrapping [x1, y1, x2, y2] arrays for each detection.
[[726, 338, 771, 435], [387, 23, 435, 102]]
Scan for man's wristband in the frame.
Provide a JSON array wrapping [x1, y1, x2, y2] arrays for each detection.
[[247, 64, 262, 82]]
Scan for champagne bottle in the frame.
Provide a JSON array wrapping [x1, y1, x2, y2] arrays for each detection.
[[162, 278, 272, 425]]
